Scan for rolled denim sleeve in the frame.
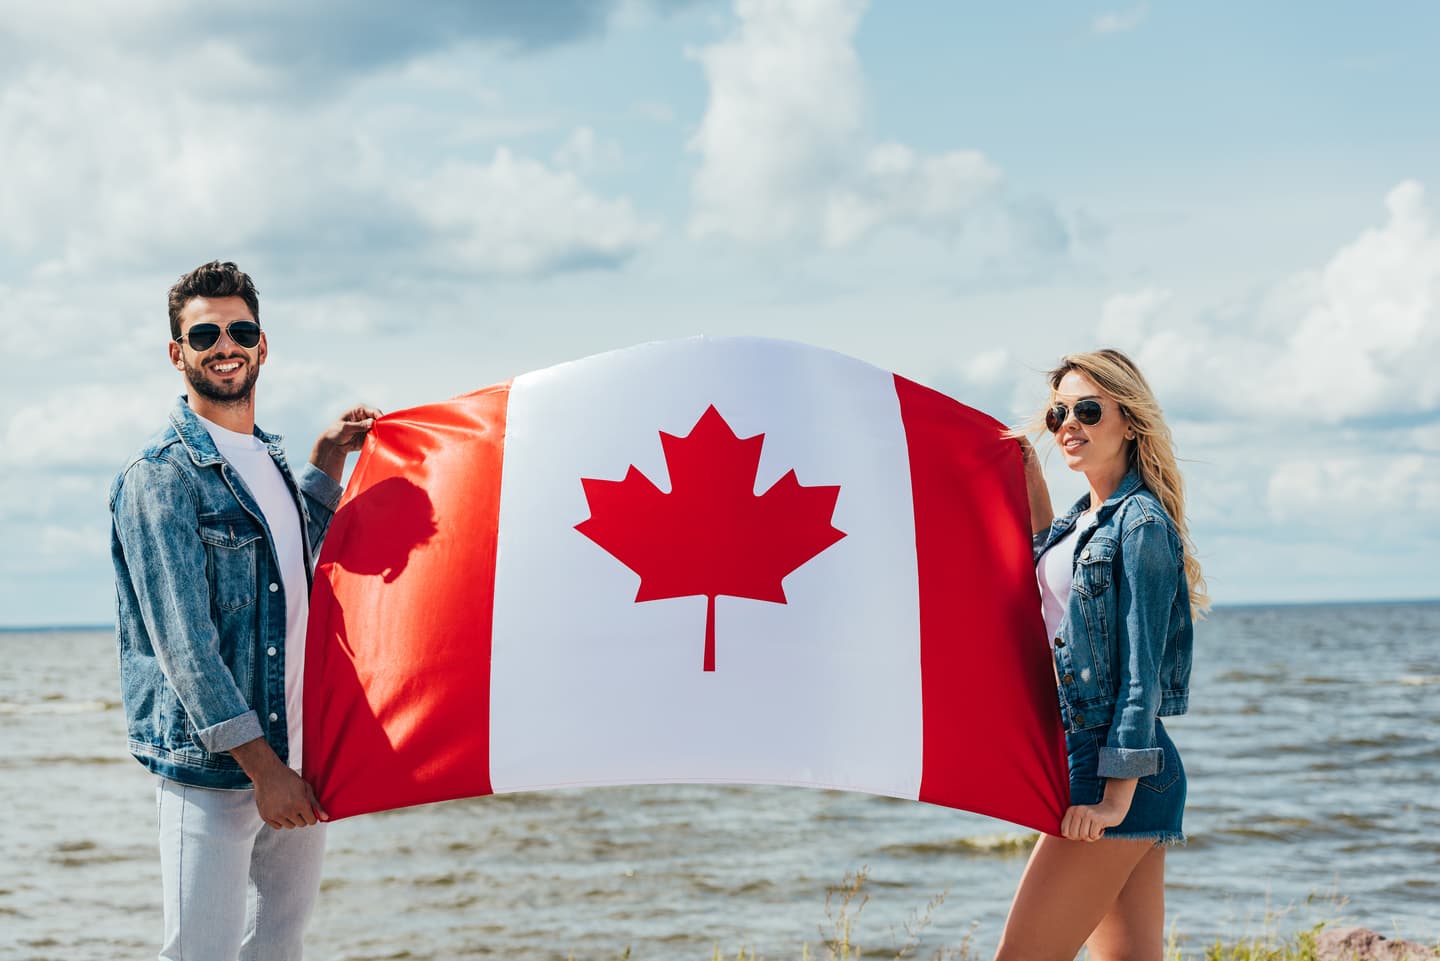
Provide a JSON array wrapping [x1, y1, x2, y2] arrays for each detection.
[[113, 457, 261, 753], [192, 711, 263, 752], [296, 460, 344, 553], [1098, 517, 1179, 779]]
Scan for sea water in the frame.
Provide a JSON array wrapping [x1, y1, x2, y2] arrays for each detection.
[[2, 602, 1436, 960]]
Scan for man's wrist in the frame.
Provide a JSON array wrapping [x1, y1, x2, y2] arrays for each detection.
[[230, 736, 288, 781], [309, 441, 346, 482]]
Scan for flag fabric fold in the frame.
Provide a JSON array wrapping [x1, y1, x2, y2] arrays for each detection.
[[305, 337, 1068, 833]]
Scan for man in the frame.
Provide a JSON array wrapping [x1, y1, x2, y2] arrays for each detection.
[[110, 260, 381, 959]]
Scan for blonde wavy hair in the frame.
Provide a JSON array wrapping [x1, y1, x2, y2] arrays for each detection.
[[1017, 348, 1210, 618]]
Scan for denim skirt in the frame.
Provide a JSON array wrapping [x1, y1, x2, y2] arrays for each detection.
[[1065, 717, 1187, 846]]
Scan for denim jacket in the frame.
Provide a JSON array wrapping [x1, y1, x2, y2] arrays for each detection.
[[1033, 467, 1193, 779], [109, 396, 342, 789]]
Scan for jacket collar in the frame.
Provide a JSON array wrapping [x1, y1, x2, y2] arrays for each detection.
[[1095, 466, 1145, 517], [1056, 465, 1146, 530], [168, 395, 283, 467]]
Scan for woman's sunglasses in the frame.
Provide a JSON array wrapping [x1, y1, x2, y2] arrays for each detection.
[[176, 320, 262, 351], [1046, 399, 1105, 433]]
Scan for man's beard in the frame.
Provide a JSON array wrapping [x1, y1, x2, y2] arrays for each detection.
[[184, 354, 259, 406]]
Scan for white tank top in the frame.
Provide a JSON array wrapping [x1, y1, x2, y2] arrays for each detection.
[[1036, 510, 1099, 647]]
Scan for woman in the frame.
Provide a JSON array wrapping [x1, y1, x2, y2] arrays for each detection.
[[995, 349, 1208, 961]]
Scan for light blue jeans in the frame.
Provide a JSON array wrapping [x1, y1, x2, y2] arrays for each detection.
[[155, 777, 326, 960]]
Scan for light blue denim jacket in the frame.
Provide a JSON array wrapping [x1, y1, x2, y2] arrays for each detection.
[[109, 397, 343, 789], [1034, 467, 1193, 779]]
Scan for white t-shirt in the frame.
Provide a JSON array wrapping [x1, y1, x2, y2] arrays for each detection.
[[1036, 509, 1100, 647], [196, 413, 309, 772]]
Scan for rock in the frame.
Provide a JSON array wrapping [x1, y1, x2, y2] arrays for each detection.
[[1315, 927, 1438, 961]]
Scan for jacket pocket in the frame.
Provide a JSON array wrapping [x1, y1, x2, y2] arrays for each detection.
[[198, 513, 261, 612], [158, 685, 195, 750], [1072, 535, 1117, 597]]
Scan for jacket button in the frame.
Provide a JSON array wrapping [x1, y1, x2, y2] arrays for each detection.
[[268, 712, 279, 722], [268, 583, 279, 592], [1073, 713, 1085, 726], [1054, 637, 1066, 648], [267, 646, 277, 656], [1081, 549, 1091, 560], [1062, 673, 1074, 685]]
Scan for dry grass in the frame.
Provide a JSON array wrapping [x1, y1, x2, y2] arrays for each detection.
[[574, 871, 1433, 961]]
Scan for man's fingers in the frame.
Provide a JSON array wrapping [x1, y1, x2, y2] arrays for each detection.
[[260, 804, 314, 829], [282, 810, 308, 829], [339, 418, 376, 440], [305, 783, 330, 822], [343, 404, 383, 422]]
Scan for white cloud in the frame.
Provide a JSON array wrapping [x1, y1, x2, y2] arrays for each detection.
[[688, 0, 867, 243], [0, 471, 109, 525], [0, 49, 658, 285], [1091, 3, 1148, 35], [0, 282, 64, 359], [687, 0, 1048, 254], [0, 383, 174, 471], [1089, 184, 1440, 599], [0, 67, 351, 271], [1128, 181, 1440, 425], [1097, 287, 1172, 346], [39, 523, 108, 559], [0, 266, 184, 368], [276, 293, 387, 336], [823, 144, 1002, 247], [553, 126, 625, 175], [633, 100, 677, 123], [1264, 181, 1440, 418], [1408, 425, 1440, 454], [404, 149, 659, 276], [1267, 455, 1440, 525], [0, 12, 674, 623], [962, 348, 1010, 387], [0, 0, 691, 84]]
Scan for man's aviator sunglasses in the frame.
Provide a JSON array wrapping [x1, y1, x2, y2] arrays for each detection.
[[176, 320, 262, 351], [1045, 399, 1106, 433]]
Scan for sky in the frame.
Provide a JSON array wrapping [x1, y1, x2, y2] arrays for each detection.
[[1, 0, 1437, 625]]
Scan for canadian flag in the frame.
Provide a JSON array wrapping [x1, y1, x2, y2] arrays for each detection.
[[305, 337, 1068, 832]]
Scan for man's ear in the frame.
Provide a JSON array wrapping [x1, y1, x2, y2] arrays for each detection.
[[169, 341, 185, 371], [257, 331, 268, 367]]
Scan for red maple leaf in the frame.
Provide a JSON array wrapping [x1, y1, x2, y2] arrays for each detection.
[[575, 405, 846, 672]]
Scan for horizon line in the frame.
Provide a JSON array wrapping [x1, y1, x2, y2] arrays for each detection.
[[3, 596, 1438, 632]]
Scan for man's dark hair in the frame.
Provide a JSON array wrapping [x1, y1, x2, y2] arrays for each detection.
[[167, 261, 260, 340]]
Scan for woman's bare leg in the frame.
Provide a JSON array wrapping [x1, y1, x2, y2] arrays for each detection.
[[1085, 845, 1166, 961], [993, 834, 1155, 961]]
